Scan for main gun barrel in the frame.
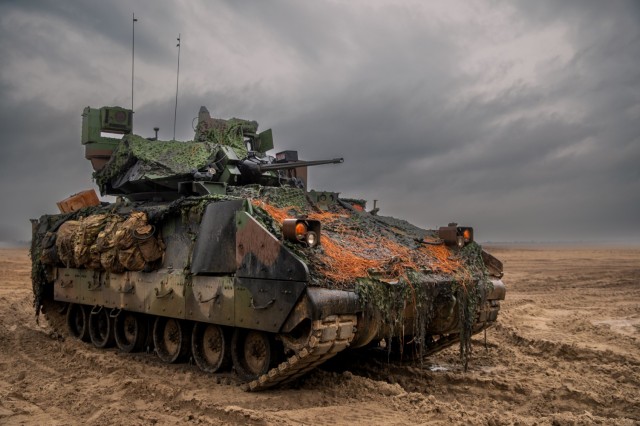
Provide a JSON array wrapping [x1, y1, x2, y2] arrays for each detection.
[[257, 158, 344, 172]]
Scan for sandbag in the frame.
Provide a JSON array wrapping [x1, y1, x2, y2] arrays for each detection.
[[95, 216, 123, 250], [115, 212, 148, 250], [137, 231, 165, 262], [52, 211, 164, 272], [56, 221, 81, 268], [118, 246, 146, 271], [96, 216, 125, 273], [73, 214, 108, 267], [86, 244, 103, 270], [100, 249, 125, 273], [115, 211, 164, 270]]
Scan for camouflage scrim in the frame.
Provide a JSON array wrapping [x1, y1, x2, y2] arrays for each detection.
[[93, 135, 216, 191]]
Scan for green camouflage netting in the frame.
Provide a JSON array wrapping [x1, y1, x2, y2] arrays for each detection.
[[93, 119, 252, 190], [200, 117, 255, 156], [94, 135, 215, 188], [32, 187, 491, 367]]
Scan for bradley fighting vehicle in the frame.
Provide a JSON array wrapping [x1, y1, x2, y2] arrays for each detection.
[[31, 105, 506, 390]]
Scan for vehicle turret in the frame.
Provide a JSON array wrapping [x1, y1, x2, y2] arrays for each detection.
[[84, 105, 343, 200]]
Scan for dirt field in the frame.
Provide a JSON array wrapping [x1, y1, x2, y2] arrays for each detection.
[[0, 245, 638, 425]]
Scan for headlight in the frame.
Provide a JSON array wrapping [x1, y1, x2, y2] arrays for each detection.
[[283, 218, 322, 247], [305, 231, 318, 246]]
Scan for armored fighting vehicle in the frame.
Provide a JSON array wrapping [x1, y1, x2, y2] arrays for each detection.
[[31, 105, 506, 390]]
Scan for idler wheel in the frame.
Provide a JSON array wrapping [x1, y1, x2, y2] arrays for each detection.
[[89, 307, 115, 348], [153, 317, 191, 363], [191, 323, 231, 373], [231, 329, 277, 380], [66, 303, 90, 342], [114, 312, 147, 353]]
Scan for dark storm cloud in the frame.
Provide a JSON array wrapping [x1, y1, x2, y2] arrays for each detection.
[[264, 1, 640, 242], [9, 1, 181, 65], [0, 0, 638, 243]]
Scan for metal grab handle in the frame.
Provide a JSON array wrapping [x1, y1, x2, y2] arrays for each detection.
[[88, 283, 102, 291], [59, 280, 73, 288], [197, 292, 220, 303], [250, 298, 275, 310], [118, 283, 135, 294], [154, 288, 174, 299]]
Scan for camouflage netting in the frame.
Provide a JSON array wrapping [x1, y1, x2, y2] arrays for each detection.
[[93, 135, 216, 190], [196, 117, 255, 157], [94, 117, 259, 190], [32, 186, 491, 365], [239, 185, 492, 366], [236, 186, 462, 285], [94, 113, 262, 189]]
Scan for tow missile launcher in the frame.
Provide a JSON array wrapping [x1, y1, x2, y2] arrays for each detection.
[[31, 104, 506, 391]]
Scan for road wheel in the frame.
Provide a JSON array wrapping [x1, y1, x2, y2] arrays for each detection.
[[114, 312, 147, 353], [192, 323, 231, 373], [231, 329, 277, 380], [66, 303, 90, 342], [89, 307, 114, 348], [153, 317, 190, 363]]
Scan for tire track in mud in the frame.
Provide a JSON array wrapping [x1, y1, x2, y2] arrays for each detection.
[[319, 320, 640, 423], [8, 296, 388, 424], [3, 247, 640, 424], [8, 294, 332, 425], [1, 294, 199, 424], [0, 298, 77, 424], [491, 323, 640, 420], [495, 323, 640, 366]]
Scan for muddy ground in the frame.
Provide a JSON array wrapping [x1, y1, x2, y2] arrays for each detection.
[[0, 245, 638, 425]]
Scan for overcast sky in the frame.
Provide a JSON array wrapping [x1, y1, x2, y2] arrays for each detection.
[[1, 0, 639, 243]]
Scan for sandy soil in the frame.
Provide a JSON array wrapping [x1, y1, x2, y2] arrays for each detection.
[[0, 246, 638, 425]]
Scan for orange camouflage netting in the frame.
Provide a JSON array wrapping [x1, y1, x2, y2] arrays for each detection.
[[251, 200, 461, 283]]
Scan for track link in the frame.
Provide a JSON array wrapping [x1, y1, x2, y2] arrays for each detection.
[[247, 314, 357, 391]]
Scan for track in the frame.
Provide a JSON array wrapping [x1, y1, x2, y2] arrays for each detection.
[[247, 314, 357, 391], [41, 298, 359, 392]]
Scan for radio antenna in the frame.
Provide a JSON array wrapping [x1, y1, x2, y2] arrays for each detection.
[[131, 13, 138, 112], [173, 33, 181, 140]]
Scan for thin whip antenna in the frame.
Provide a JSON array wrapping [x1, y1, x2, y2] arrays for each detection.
[[173, 33, 181, 140], [132, 13, 138, 113]]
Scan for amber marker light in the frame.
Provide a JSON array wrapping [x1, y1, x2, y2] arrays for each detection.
[[295, 222, 307, 238]]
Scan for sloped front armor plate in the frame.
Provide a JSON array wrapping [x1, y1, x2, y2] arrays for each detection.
[[235, 211, 308, 281], [191, 200, 244, 274], [234, 277, 306, 333]]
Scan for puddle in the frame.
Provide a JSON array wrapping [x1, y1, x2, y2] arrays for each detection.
[[429, 365, 449, 372]]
